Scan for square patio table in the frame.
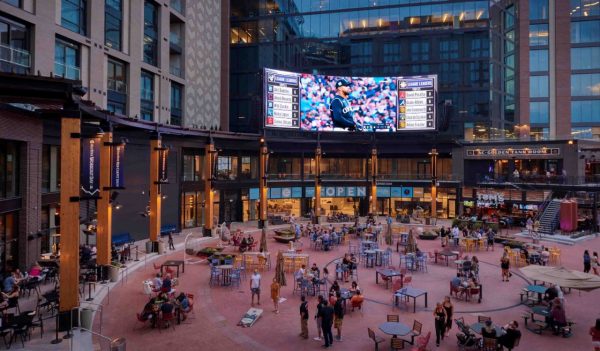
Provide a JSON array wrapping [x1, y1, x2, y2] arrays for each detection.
[[394, 287, 428, 313], [435, 251, 459, 266], [161, 260, 185, 277], [375, 268, 403, 289]]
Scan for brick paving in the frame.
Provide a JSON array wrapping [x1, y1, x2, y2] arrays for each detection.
[[96, 221, 600, 351]]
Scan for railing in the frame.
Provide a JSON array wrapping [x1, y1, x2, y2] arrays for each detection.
[[54, 62, 81, 80], [377, 173, 462, 181], [267, 173, 302, 180], [107, 79, 127, 94], [169, 32, 182, 46], [320, 173, 366, 180], [170, 65, 183, 77], [0, 44, 31, 68], [477, 173, 600, 186], [140, 88, 154, 101]]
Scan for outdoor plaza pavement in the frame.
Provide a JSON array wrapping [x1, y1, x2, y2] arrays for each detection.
[[93, 220, 599, 351]]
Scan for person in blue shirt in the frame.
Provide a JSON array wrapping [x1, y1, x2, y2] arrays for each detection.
[[330, 79, 358, 131], [3, 272, 16, 293]]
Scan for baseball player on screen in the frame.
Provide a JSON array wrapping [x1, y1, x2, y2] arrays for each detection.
[[330, 79, 359, 131]]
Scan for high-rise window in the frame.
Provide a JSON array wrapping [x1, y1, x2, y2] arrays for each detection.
[[143, 1, 158, 66], [571, 47, 600, 70], [105, 0, 122, 51], [54, 38, 80, 80], [140, 71, 154, 121], [107, 58, 127, 114], [571, 73, 600, 96], [61, 0, 87, 35], [530, 76, 548, 98], [572, 100, 600, 123], [571, 21, 600, 43], [170, 83, 183, 126], [530, 101, 549, 124], [529, 50, 548, 72], [529, 24, 549, 46], [2, 0, 20, 8], [0, 16, 30, 74], [529, 0, 548, 20], [439, 40, 459, 60]]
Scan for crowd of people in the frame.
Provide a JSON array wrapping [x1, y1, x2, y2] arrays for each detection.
[[299, 74, 398, 132]]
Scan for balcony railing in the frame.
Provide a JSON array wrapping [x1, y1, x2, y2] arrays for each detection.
[[377, 173, 461, 181], [54, 62, 81, 80], [0, 44, 31, 68], [476, 173, 600, 186], [268, 173, 302, 181], [320, 173, 367, 180], [107, 79, 127, 94], [170, 66, 183, 77]]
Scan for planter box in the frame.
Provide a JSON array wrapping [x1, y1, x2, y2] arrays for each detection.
[[418, 234, 438, 240], [273, 235, 296, 244]]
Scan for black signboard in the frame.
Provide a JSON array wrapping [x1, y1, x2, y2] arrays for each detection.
[[81, 136, 101, 197], [111, 144, 125, 188], [158, 148, 169, 184]]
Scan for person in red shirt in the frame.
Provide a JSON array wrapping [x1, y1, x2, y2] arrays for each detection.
[[590, 318, 600, 351]]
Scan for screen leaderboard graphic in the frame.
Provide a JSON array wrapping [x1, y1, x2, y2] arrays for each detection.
[[264, 68, 437, 132]]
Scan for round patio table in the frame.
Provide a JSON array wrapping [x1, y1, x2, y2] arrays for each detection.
[[378, 321, 411, 337], [470, 322, 504, 335]]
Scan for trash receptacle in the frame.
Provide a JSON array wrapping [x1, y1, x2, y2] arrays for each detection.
[[145, 241, 153, 253], [110, 337, 126, 351], [79, 308, 93, 330], [157, 241, 165, 254], [108, 265, 119, 282]]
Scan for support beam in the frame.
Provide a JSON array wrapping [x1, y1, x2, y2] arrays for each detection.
[[370, 147, 377, 214], [59, 117, 80, 313], [430, 148, 439, 219], [96, 132, 112, 265], [259, 143, 268, 227], [315, 146, 322, 223], [204, 144, 215, 236], [149, 138, 161, 243]]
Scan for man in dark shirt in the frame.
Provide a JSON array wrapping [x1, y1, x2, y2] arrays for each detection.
[[299, 296, 309, 339], [320, 300, 335, 348], [498, 321, 521, 349], [330, 79, 357, 131], [544, 284, 559, 302], [333, 292, 344, 341]]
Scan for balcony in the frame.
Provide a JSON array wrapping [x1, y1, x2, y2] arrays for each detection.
[[54, 62, 80, 80], [268, 173, 302, 181], [0, 44, 31, 72]]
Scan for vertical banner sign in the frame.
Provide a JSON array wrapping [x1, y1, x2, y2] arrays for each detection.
[[111, 144, 125, 188], [158, 148, 169, 183], [81, 136, 101, 197]]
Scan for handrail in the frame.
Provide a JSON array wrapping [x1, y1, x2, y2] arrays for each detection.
[[0, 43, 31, 67]]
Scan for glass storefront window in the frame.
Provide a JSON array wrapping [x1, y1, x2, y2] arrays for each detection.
[[0, 140, 20, 199], [216, 156, 238, 180], [181, 191, 205, 228], [321, 158, 365, 179], [268, 156, 301, 180], [183, 153, 203, 181], [241, 156, 258, 180], [0, 212, 18, 273]]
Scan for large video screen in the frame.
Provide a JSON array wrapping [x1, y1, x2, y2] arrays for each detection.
[[264, 68, 437, 132]]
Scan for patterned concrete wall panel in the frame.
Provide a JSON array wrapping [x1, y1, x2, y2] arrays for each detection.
[[185, 0, 222, 130]]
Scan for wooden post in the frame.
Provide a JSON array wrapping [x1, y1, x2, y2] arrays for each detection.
[[59, 117, 80, 313], [96, 132, 112, 265], [204, 144, 214, 236], [315, 146, 322, 222], [370, 147, 378, 214], [259, 143, 268, 227], [430, 148, 438, 218], [149, 138, 161, 243]]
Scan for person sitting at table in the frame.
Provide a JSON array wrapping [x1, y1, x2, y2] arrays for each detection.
[[498, 320, 521, 349], [239, 237, 249, 253], [481, 320, 497, 339], [2, 284, 19, 299], [2, 271, 18, 293], [161, 274, 172, 293], [175, 292, 191, 321], [451, 273, 463, 290], [141, 297, 159, 328], [152, 273, 163, 291], [29, 263, 43, 280], [295, 265, 307, 281], [322, 231, 331, 251], [247, 234, 255, 249], [549, 298, 567, 334], [544, 284, 559, 303], [231, 232, 240, 247], [13, 268, 25, 281], [160, 299, 175, 327], [329, 280, 340, 295], [462, 256, 472, 275], [349, 281, 360, 293], [471, 256, 480, 277], [350, 290, 364, 311]]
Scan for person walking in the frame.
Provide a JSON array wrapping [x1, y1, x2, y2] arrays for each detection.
[[433, 302, 447, 347], [584, 250, 592, 273], [333, 292, 344, 341], [314, 295, 324, 341], [590, 318, 600, 351], [501, 254, 511, 282], [442, 296, 454, 337], [592, 251, 599, 275], [299, 296, 309, 339], [270, 277, 280, 314], [321, 300, 334, 348], [250, 269, 261, 306], [168, 232, 175, 250]]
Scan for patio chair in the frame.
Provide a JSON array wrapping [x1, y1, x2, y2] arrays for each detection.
[[387, 314, 399, 322], [209, 267, 221, 286], [160, 311, 176, 331], [29, 309, 44, 338], [230, 268, 242, 288], [405, 320, 423, 345], [411, 330, 431, 351], [367, 327, 385, 351], [185, 293, 196, 318], [402, 275, 412, 287], [7, 297, 20, 314], [481, 337, 498, 351], [390, 337, 405, 350], [478, 315, 491, 323], [450, 282, 462, 298]]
